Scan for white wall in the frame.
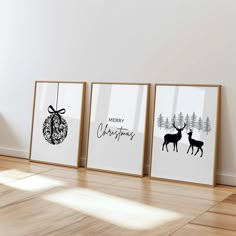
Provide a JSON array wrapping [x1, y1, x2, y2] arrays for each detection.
[[0, 0, 236, 185]]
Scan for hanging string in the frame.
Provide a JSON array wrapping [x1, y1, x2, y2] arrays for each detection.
[[56, 82, 59, 111], [43, 82, 68, 145], [47, 83, 65, 115], [47, 82, 66, 124]]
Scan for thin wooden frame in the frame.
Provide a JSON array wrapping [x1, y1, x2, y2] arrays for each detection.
[[149, 84, 221, 186], [86, 82, 150, 176], [29, 81, 86, 168]]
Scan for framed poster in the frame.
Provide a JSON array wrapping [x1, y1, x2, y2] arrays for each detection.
[[150, 84, 221, 186], [29, 81, 86, 167], [86, 83, 150, 176]]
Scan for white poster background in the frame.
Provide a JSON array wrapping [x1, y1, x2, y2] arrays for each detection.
[[87, 84, 148, 175], [151, 85, 219, 185], [30, 82, 84, 166]]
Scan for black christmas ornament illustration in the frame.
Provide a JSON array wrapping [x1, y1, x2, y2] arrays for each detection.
[[42, 84, 68, 145]]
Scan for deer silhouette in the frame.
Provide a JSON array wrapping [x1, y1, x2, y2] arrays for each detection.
[[162, 123, 186, 152], [187, 130, 204, 157]]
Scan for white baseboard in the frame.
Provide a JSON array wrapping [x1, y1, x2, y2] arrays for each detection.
[[0, 146, 29, 159], [216, 174, 236, 186]]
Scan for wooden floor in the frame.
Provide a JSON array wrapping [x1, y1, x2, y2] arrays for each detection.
[[0, 156, 236, 236]]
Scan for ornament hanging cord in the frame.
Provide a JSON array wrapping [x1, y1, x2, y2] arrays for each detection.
[[53, 82, 66, 119], [56, 82, 59, 111], [44, 82, 67, 145], [47, 83, 66, 125]]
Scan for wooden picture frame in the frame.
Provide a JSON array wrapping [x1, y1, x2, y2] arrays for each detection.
[[150, 84, 221, 186], [29, 81, 86, 168], [86, 82, 150, 176]]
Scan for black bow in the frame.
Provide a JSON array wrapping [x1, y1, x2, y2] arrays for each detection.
[[48, 105, 66, 144], [48, 105, 66, 123]]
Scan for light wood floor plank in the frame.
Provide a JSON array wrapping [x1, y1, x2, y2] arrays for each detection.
[[96, 185, 217, 215], [214, 185, 236, 193], [224, 194, 236, 204], [43, 168, 126, 185], [0, 196, 88, 236], [209, 202, 236, 216], [192, 211, 236, 231], [0, 156, 236, 236], [113, 179, 232, 201], [0, 185, 191, 236], [0, 174, 103, 209], [172, 224, 236, 236], [208, 194, 236, 216], [0, 159, 53, 174], [46, 217, 192, 236]]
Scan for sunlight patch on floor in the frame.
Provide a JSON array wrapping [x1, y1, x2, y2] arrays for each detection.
[[5, 174, 65, 191], [0, 169, 33, 184], [43, 187, 182, 230]]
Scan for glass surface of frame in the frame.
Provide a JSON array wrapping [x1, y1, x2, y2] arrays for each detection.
[[86, 83, 150, 176], [29, 81, 86, 167], [150, 84, 220, 185]]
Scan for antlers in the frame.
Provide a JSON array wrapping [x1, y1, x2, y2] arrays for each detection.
[[181, 122, 187, 130], [172, 123, 186, 131], [172, 123, 178, 130]]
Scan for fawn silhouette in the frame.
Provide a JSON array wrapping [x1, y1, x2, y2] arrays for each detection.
[[187, 130, 204, 157], [162, 123, 186, 152]]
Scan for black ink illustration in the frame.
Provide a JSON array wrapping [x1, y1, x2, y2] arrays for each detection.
[[97, 123, 135, 141], [185, 114, 190, 131], [162, 123, 186, 152], [190, 112, 197, 129], [196, 117, 203, 132], [171, 114, 176, 131], [157, 113, 211, 134], [159, 112, 207, 156], [177, 112, 184, 128], [187, 130, 204, 157], [42, 83, 68, 145], [164, 118, 170, 131], [204, 117, 211, 135], [157, 114, 164, 129]]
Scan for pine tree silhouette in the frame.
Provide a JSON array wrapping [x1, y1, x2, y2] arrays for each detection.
[[204, 117, 211, 134], [171, 114, 176, 131], [157, 114, 164, 129], [197, 117, 203, 132], [190, 112, 197, 129], [177, 112, 184, 128], [185, 114, 190, 131], [164, 118, 170, 131]]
